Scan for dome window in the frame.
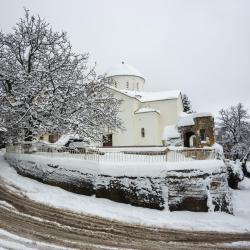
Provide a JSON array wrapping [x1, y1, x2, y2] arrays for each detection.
[[141, 128, 145, 138]]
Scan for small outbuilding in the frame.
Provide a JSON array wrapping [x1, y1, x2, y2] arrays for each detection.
[[163, 112, 216, 148]]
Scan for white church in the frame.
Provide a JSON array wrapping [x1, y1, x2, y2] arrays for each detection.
[[41, 61, 215, 148], [104, 62, 184, 147]]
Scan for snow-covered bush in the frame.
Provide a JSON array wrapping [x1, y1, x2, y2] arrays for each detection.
[[241, 151, 250, 178], [242, 162, 250, 178], [225, 160, 244, 189], [162, 125, 182, 146], [164, 138, 182, 147], [212, 143, 224, 160]]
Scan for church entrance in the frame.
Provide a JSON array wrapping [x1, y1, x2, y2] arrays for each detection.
[[103, 134, 112, 147], [184, 131, 196, 147]]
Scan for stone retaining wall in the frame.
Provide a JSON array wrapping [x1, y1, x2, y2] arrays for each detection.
[[4, 153, 232, 213]]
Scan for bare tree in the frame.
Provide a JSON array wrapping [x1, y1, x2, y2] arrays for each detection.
[[0, 9, 122, 143], [217, 103, 250, 159]]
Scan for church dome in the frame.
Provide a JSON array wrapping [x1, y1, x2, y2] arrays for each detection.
[[106, 62, 144, 79]]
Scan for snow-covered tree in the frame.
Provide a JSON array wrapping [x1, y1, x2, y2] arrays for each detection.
[[0, 9, 122, 143], [217, 103, 250, 160], [242, 148, 250, 177], [182, 94, 193, 113]]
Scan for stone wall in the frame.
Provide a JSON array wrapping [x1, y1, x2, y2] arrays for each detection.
[[4, 153, 232, 213], [179, 116, 216, 148], [194, 116, 216, 147]]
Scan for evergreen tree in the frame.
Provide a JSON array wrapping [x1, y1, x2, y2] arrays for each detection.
[[182, 94, 193, 113]]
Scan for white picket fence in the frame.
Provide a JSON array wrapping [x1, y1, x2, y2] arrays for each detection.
[[6, 144, 216, 163]]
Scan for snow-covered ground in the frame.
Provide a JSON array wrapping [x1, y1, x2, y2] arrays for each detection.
[[0, 151, 250, 233], [0, 229, 70, 250]]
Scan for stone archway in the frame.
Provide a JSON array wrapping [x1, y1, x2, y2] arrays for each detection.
[[189, 134, 196, 147], [184, 131, 195, 147]]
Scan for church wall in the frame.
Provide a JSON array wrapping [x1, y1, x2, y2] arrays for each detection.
[[111, 90, 140, 146], [134, 112, 161, 146], [140, 95, 183, 141], [40, 134, 50, 142], [109, 89, 183, 147], [110, 75, 145, 91], [176, 95, 184, 114]]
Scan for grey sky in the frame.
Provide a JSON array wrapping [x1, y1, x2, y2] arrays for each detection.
[[1, 0, 250, 116]]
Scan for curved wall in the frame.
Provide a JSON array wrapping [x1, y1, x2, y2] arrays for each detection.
[[109, 75, 145, 91], [4, 153, 232, 213]]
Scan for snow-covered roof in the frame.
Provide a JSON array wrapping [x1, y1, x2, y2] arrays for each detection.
[[54, 134, 80, 146], [137, 90, 181, 102], [134, 108, 160, 115], [177, 112, 213, 128], [162, 125, 180, 140], [192, 112, 213, 119], [111, 88, 181, 102], [106, 62, 144, 79], [177, 113, 195, 127]]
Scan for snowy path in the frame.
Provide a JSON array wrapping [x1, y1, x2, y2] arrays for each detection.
[[0, 228, 71, 250], [1, 152, 250, 249], [0, 180, 250, 249]]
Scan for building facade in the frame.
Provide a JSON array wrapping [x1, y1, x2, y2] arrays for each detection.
[[105, 62, 184, 147]]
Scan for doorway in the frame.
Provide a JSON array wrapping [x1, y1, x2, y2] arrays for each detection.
[[184, 131, 196, 147], [103, 134, 112, 147]]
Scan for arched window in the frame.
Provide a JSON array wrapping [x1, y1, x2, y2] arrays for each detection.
[[141, 128, 145, 138], [48, 134, 54, 143], [126, 82, 129, 89], [200, 129, 206, 141]]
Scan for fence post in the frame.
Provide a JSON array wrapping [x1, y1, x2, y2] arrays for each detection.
[[165, 149, 169, 162]]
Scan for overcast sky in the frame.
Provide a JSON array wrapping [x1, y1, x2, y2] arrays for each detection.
[[1, 0, 249, 116]]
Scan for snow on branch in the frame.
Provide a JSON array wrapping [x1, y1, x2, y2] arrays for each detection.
[[217, 103, 250, 160], [0, 9, 123, 143]]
